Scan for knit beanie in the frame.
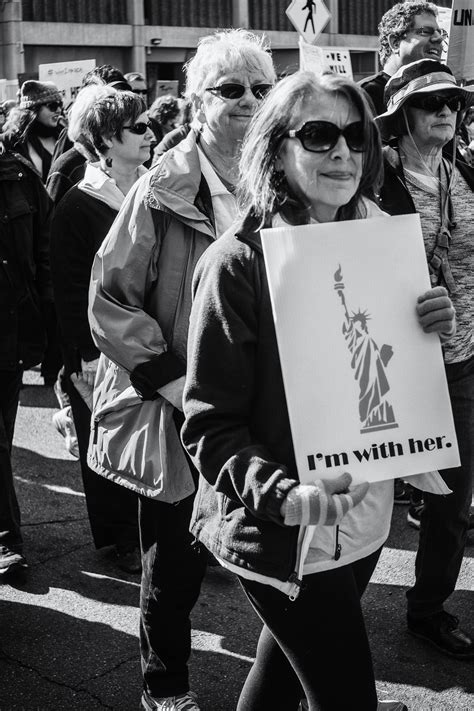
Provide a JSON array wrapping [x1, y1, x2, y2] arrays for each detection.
[[19, 80, 62, 110]]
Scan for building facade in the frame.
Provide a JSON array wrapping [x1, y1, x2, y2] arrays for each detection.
[[1, 0, 451, 95]]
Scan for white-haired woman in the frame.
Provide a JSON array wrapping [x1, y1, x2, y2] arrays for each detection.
[[50, 88, 153, 574], [181, 71, 455, 711], [377, 59, 474, 660], [88, 29, 276, 711]]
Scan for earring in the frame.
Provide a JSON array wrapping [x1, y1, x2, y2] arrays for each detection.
[[105, 156, 113, 167]]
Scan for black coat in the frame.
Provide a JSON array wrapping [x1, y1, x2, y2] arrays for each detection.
[[0, 150, 53, 370]]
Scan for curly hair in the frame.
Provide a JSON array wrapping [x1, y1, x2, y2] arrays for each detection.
[[148, 95, 180, 126], [238, 71, 383, 226], [378, 2, 438, 66]]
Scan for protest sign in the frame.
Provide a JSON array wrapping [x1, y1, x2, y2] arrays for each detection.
[[39, 59, 96, 108], [154, 80, 179, 98], [299, 38, 353, 79], [261, 214, 459, 484], [447, 0, 474, 82]]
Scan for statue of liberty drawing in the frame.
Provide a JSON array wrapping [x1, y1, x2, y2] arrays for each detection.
[[334, 265, 398, 433]]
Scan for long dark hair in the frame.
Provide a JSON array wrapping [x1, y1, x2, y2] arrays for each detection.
[[238, 71, 383, 226]]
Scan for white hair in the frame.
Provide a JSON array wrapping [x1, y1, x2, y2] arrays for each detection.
[[67, 84, 115, 142], [184, 28, 276, 100]]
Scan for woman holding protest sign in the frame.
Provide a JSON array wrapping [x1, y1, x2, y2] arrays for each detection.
[[376, 59, 474, 659], [182, 71, 455, 710]]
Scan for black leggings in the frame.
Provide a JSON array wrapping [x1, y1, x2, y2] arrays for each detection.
[[237, 548, 381, 711]]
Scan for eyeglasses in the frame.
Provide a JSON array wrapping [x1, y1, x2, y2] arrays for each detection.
[[285, 120, 366, 153], [408, 94, 465, 113], [206, 83, 273, 100], [44, 101, 63, 112], [123, 120, 152, 135], [133, 89, 148, 96], [411, 26, 449, 40]]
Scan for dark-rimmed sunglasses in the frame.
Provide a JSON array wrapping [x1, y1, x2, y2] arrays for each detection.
[[408, 94, 466, 113], [285, 120, 366, 153], [133, 89, 148, 96], [44, 101, 63, 112], [123, 120, 152, 135], [206, 83, 273, 100]]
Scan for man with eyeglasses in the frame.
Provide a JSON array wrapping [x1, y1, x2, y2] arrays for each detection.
[[125, 72, 149, 105], [360, 2, 446, 116]]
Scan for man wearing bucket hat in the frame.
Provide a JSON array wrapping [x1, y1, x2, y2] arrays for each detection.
[[360, 2, 446, 115], [377, 59, 474, 659]]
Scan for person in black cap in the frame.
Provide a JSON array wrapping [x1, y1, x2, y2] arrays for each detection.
[[377, 59, 474, 660]]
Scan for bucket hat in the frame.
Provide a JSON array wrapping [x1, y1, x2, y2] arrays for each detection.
[[376, 59, 474, 137]]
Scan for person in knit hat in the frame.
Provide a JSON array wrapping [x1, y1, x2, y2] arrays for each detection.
[[3, 80, 64, 182]]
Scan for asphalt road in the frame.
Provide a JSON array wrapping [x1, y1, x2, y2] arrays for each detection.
[[0, 369, 473, 710]]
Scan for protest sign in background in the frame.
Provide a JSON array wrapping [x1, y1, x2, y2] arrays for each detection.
[[261, 214, 459, 484], [39, 59, 96, 108], [299, 37, 353, 79], [447, 0, 474, 82]]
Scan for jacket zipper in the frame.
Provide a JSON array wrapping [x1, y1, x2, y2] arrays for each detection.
[[334, 525, 341, 561]]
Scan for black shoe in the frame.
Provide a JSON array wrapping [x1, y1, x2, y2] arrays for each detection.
[[394, 479, 411, 504], [115, 544, 142, 574], [408, 611, 474, 659], [407, 501, 424, 530]]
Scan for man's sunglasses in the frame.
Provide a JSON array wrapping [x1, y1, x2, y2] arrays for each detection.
[[44, 101, 63, 112], [123, 120, 152, 135], [133, 89, 148, 96], [285, 120, 366, 153], [206, 83, 273, 100], [408, 94, 466, 113]]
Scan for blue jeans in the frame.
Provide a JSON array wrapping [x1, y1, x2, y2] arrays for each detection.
[[139, 412, 207, 698], [407, 354, 474, 619], [0, 369, 23, 553]]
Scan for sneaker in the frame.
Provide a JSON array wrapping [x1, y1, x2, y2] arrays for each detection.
[[115, 544, 142, 574], [407, 501, 424, 530], [377, 702, 408, 710], [140, 690, 200, 711], [408, 610, 474, 659], [0, 548, 28, 577], [52, 406, 79, 459]]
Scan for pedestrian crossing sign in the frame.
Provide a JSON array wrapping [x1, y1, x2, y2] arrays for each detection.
[[286, 0, 332, 45]]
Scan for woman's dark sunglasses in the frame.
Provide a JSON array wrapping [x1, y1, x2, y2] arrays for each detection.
[[408, 94, 466, 113], [45, 101, 63, 112], [285, 120, 366, 153], [123, 120, 152, 135], [206, 83, 273, 100]]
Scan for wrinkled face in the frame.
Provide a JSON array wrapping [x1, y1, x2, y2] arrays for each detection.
[[396, 12, 445, 63], [405, 91, 458, 150], [109, 111, 154, 166], [276, 92, 364, 223], [195, 63, 274, 145], [36, 101, 63, 128]]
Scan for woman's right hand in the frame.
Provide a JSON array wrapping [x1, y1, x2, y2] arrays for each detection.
[[281, 472, 369, 527]]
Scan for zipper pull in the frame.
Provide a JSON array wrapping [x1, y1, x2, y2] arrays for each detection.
[[334, 525, 341, 561], [288, 572, 303, 602]]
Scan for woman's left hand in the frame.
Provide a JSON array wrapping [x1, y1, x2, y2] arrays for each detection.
[[416, 286, 456, 339]]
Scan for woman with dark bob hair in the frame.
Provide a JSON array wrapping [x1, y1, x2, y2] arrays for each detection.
[[182, 71, 455, 710], [50, 86, 154, 573]]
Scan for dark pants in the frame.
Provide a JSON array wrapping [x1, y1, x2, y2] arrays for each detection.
[[0, 369, 23, 553], [66, 376, 139, 549], [139, 412, 207, 698], [237, 548, 381, 711], [407, 355, 474, 619]]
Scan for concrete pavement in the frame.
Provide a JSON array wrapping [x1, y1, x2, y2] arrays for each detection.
[[0, 369, 473, 710]]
